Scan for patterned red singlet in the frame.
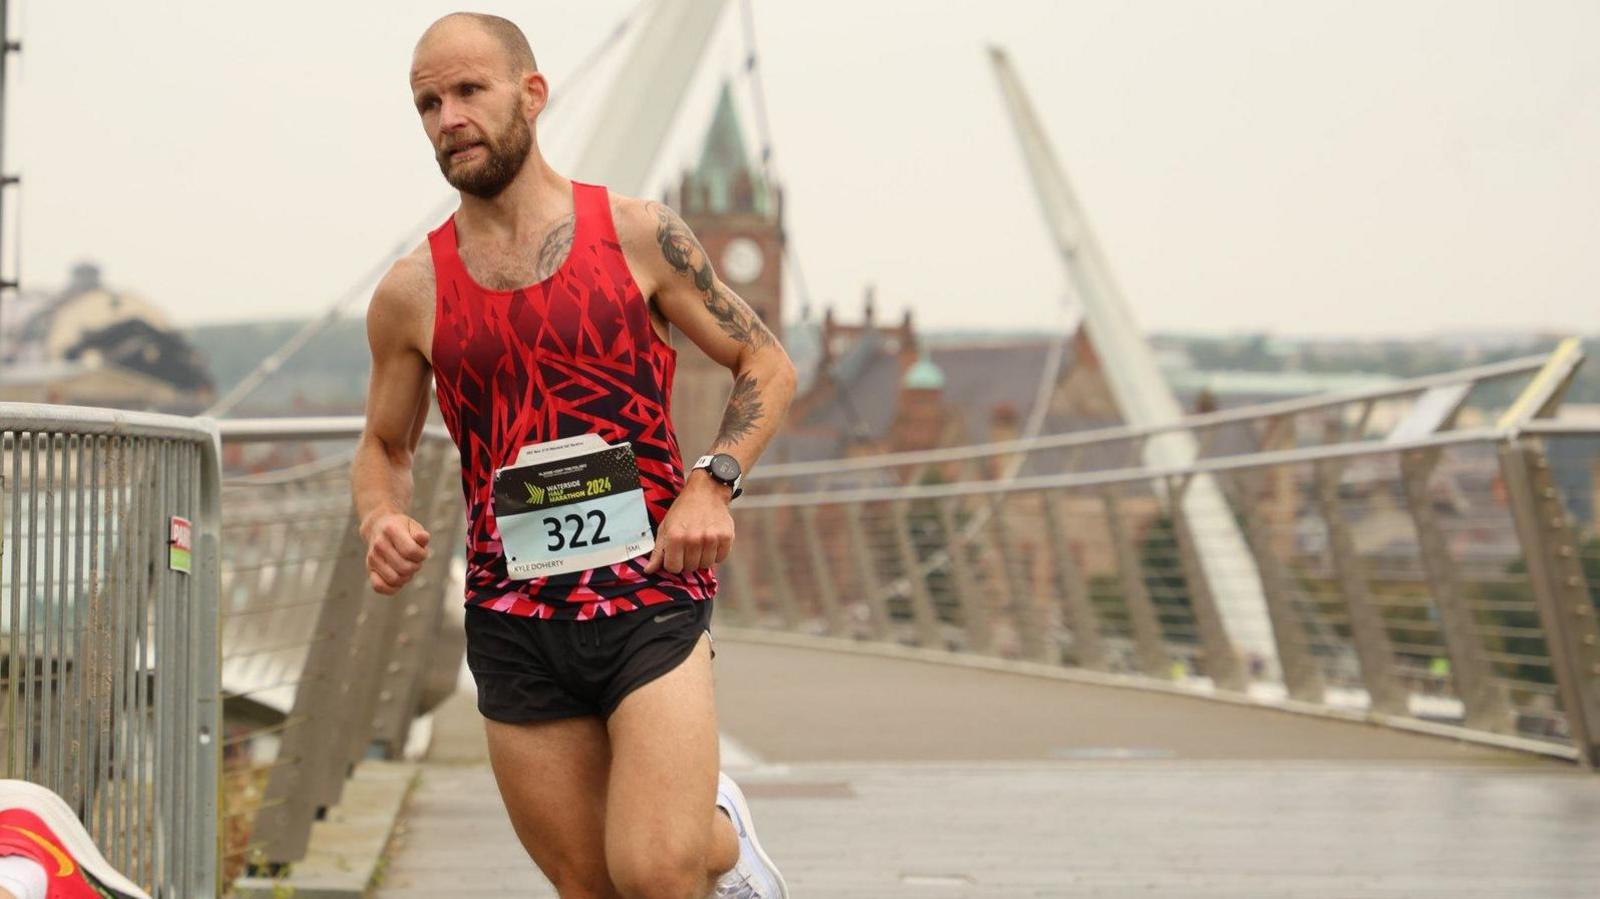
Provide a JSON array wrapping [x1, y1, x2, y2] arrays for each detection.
[[428, 181, 717, 620]]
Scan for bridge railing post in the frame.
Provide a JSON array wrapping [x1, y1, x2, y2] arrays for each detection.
[[1399, 446, 1514, 733], [369, 440, 464, 757], [1497, 438, 1600, 768], [1102, 485, 1172, 678], [716, 548, 756, 628], [247, 501, 381, 865], [986, 493, 1053, 663], [798, 505, 850, 637], [1166, 474, 1246, 692], [756, 507, 801, 631], [935, 497, 993, 655], [890, 499, 944, 649], [1311, 457, 1407, 715], [1039, 488, 1108, 671], [1218, 468, 1325, 703], [843, 502, 894, 642]]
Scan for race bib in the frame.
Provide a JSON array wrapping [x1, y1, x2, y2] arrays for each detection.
[[492, 441, 654, 580]]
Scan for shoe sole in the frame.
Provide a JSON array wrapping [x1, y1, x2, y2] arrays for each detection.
[[0, 779, 151, 899], [719, 774, 790, 899]]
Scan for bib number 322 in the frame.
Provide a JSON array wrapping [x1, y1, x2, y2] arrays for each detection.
[[544, 510, 610, 551], [492, 441, 654, 579]]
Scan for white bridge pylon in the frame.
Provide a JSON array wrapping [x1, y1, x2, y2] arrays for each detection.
[[570, 0, 733, 195], [988, 47, 1279, 674]]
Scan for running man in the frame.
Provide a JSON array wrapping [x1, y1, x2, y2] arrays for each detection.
[[352, 12, 795, 899]]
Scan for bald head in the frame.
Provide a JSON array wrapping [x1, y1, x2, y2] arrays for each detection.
[[417, 12, 537, 77]]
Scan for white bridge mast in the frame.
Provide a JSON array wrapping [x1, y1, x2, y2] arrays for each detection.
[[572, 0, 732, 195], [988, 46, 1279, 674]]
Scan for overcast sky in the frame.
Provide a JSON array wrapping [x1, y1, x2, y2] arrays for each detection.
[[9, 0, 1598, 338]]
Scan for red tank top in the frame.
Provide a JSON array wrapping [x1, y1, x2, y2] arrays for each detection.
[[428, 181, 717, 619]]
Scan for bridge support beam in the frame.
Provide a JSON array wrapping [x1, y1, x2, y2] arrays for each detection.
[[1102, 486, 1172, 677], [843, 503, 894, 642], [1399, 447, 1514, 734], [757, 508, 801, 631], [799, 505, 850, 637], [1221, 470, 1325, 703], [252, 503, 388, 863], [1498, 439, 1600, 768], [370, 441, 460, 757], [1040, 489, 1109, 671], [987, 494, 1054, 663], [718, 552, 756, 627], [1167, 475, 1247, 692], [1312, 459, 1407, 715], [891, 500, 944, 649], [937, 498, 994, 655]]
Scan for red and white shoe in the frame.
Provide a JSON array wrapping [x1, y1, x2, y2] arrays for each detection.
[[0, 780, 149, 899]]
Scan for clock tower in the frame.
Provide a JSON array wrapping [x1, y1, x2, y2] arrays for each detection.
[[669, 82, 784, 457]]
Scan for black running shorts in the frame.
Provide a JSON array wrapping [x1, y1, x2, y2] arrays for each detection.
[[465, 598, 715, 723]]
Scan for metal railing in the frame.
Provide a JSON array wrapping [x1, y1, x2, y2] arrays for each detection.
[[1, 406, 467, 896], [3, 339, 1597, 893], [214, 419, 464, 882], [721, 339, 1600, 767], [0, 404, 222, 898]]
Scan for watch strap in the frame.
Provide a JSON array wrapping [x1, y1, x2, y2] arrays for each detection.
[[692, 454, 743, 500]]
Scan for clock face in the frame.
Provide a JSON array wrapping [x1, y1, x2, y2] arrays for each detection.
[[721, 237, 765, 285]]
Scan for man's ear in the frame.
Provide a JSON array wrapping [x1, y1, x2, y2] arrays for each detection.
[[524, 71, 550, 119]]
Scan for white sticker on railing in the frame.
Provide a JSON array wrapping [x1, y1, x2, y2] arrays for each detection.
[[169, 516, 193, 574]]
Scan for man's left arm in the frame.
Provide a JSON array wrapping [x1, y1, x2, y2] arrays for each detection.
[[624, 200, 797, 574]]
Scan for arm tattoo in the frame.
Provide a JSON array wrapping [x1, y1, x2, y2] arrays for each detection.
[[650, 202, 774, 350], [705, 283, 772, 349], [533, 214, 576, 282], [712, 373, 765, 450]]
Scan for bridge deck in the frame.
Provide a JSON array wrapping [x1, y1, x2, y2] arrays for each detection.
[[375, 637, 1600, 898]]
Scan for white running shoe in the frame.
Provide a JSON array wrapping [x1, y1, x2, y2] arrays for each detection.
[[711, 772, 789, 899]]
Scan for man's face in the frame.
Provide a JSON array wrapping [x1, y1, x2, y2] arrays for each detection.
[[410, 31, 533, 199]]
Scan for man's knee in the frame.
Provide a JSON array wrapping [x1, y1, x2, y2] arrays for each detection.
[[526, 839, 620, 899], [546, 864, 622, 899], [608, 841, 708, 899]]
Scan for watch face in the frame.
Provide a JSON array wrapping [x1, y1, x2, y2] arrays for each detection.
[[710, 454, 741, 482], [721, 237, 764, 285]]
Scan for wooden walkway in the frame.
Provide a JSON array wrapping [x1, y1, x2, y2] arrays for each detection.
[[374, 638, 1600, 898]]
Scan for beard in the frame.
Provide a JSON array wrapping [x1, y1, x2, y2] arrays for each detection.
[[437, 108, 532, 199]]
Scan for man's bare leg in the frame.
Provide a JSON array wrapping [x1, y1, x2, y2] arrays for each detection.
[[603, 633, 738, 899], [486, 714, 623, 899]]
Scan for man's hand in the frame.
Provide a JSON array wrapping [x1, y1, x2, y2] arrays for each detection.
[[643, 476, 734, 574], [361, 511, 432, 595]]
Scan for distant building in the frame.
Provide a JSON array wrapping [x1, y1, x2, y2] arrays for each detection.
[[0, 262, 214, 410], [776, 291, 1138, 466], [668, 82, 785, 457]]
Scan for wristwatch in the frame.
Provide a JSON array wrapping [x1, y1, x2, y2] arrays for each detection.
[[692, 453, 743, 500]]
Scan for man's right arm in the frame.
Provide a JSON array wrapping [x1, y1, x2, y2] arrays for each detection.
[[352, 248, 435, 595]]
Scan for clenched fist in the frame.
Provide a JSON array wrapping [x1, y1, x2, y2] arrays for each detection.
[[361, 511, 432, 595], [643, 477, 734, 574]]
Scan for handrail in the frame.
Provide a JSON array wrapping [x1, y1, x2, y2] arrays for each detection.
[[749, 349, 1557, 481], [739, 424, 1509, 508], [217, 416, 451, 443], [0, 401, 221, 443]]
